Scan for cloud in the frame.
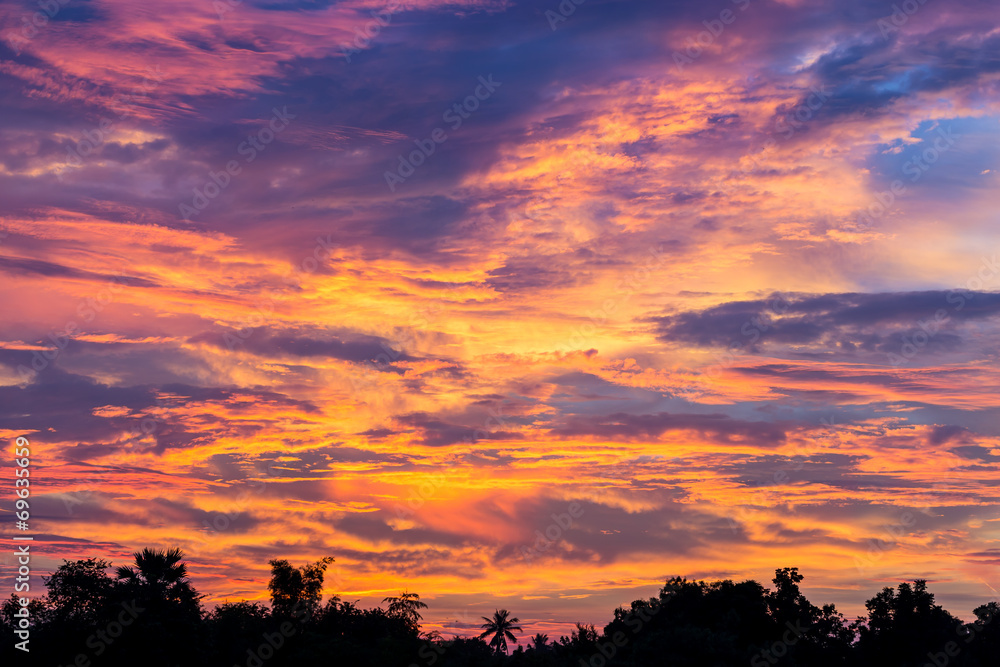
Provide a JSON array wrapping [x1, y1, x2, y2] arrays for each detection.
[[551, 411, 788, 445], [396, 412, 522, 447], [653, 291, 1000, 359], [189, 328, 413, 362]]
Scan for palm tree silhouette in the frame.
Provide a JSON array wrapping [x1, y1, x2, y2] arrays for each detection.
[[115, 547, 199, 612], [382, 590, 429, 630], [479, 609, 522, 655], [115, 547, 189, 592]]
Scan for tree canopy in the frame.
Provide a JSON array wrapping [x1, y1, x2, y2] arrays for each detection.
[[2, 551, 998, 667]]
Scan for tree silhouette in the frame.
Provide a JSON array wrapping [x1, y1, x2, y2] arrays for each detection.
[[9, 554, 1000, 667], [267, 555, 334, 619], [967, 600, 1000, 665], [479, 608, 522, 655], [383, 590, 429, 631], [116, 547, 185, 584], [764, 567, 852, 666], [110, 548, 202, 666], [115, 547, 196, 604], [43, 557, 115, 625], [205, 601, 270, 665], [853, 579, 962, 666]]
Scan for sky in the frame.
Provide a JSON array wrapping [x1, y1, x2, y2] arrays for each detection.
[[1, 0, 999, 640]]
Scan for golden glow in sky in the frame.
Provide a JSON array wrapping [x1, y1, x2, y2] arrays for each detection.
[[1, 0, 999, 636]]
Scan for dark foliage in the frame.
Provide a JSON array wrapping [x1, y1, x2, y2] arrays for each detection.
[[2, 553, 997, 667]]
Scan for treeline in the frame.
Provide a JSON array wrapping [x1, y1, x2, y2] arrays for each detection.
[[2, 548, 998, 666]]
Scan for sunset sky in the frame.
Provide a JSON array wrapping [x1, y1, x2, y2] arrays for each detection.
[[2, 0, 999, 639]]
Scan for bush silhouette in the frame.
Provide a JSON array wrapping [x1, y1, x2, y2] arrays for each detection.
[[3, 553, 998, 667]]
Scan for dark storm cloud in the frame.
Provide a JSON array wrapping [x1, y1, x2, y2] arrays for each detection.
[[552, 411, 788, 445], [336, 513, 474, 549], [30, 493, 264, 533], [0, 357, 320, 457], [654, 291, 1000, 355], [494, 496, 747, 565], [395, 412, 523, 447], [0, 255, 158, 287], [189, 328, 412, 362], [951, 446, 1000, 463], [928, 424, 969, 446], [802, 27, 1000, 121]]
